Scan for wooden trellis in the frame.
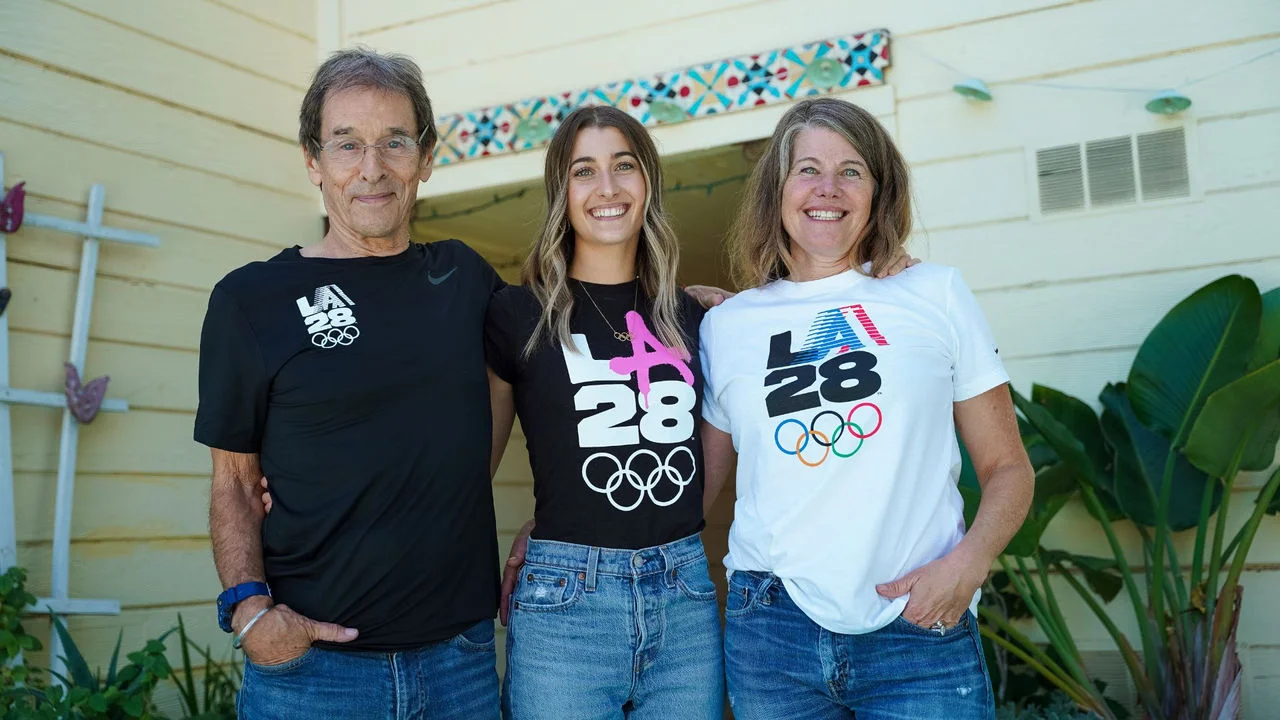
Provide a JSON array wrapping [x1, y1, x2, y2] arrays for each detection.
[[0, 152, 160, 682]]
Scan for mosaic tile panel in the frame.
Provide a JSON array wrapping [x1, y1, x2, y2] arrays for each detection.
[[433, 28, 890, 166]]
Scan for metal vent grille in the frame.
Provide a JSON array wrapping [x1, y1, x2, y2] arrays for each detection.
[[1036, 144, 1085, 213], [1138, 128, 1190, 200], [1086, 136, 1137, 207], [1035, 127, 1190, 215]]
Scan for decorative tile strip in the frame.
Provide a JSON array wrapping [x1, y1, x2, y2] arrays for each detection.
[[433, 28, 891, 166]]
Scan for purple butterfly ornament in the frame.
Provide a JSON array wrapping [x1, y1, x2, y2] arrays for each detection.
[[65, 363, 109, 424], [1, 182, 25, 233]]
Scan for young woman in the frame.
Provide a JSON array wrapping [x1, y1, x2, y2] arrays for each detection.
[[485, 106, 723, 719], [699, 97, 1034, 719]]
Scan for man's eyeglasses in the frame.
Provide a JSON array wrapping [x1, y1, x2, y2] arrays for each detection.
[[316, 126, 429, 167]]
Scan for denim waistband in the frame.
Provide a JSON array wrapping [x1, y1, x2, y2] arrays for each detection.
[[524, 533, 706, 581]]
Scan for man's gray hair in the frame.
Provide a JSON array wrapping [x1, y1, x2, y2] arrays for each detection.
[[299, 47, 436, 157]]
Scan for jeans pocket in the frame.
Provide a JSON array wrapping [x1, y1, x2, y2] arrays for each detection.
[[724, 571, 764, 617], [451, 619, 497, 653], [511, 563, 584, 613], [891, 610, 972, 638], [246, 646, 316, 675], [675, 557, 719, 602]]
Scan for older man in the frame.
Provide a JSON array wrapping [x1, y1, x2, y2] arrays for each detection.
[[195, 49, 502, 719]]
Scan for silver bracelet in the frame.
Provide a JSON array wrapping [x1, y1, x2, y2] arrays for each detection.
[[232, 606, 273, 649]]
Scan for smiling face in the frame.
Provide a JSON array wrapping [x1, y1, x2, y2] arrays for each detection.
[[304, 86, 432, 243], [780, 126, 877, 276], [565, 126, 647, 255]]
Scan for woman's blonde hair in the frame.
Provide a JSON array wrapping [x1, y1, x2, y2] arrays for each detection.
[[522, 106, 686, 357], [729, 97, 912, 289]]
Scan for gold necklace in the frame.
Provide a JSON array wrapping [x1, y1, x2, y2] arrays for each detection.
[[577, 279, 638, 342]]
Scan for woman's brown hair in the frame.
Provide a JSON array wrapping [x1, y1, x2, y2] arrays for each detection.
[[521, 106, 686, 357], [730, 97, 912, 289]]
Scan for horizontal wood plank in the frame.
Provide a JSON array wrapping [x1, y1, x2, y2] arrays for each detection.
[[919, 185, 1280, 294], [9, 195, 285, 293], [0, 120, 322, 246], [18, 540, 219, 607], [16, 472, 209, 543], [978, 257, 1280, 360], [13, 406, 207, 476], [0, 0, 302, 139], [54, 0, 316, 88], [9, 330, 198, 413], [0, 54, 313, 197], [213, 0, 317, 40], [7, 262, 207, 351]]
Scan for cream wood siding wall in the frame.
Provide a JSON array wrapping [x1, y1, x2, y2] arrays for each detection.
[[1, 0, 319, 680], [340, 0, 1280, 711]]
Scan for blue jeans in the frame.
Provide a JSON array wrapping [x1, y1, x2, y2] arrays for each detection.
[[238, 619, 499, 719], [502, 533, 724, 719], [724, 571, 994, 720]]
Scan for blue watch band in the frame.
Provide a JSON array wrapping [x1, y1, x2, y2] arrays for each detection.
[[217, 581, 271, 633]]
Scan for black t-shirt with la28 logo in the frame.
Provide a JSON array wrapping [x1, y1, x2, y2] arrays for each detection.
[[195, 240, 502, 651], [485, 281, 706, 550]]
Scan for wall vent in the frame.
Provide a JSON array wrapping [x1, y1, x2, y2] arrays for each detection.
[[1035, 127, 1191, 215]]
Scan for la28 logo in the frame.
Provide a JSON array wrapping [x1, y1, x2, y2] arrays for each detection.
[[763, 305, 887, 418]]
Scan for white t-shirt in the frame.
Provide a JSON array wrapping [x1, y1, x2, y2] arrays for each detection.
[[700, 263, 1008, 635]]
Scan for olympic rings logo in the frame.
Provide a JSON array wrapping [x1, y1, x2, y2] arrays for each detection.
[[581, 446, 696, 512], [773, 402, 883, 467], [311, 325, 361, 348]]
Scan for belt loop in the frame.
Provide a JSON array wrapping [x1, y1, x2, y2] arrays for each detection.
[[659, 544, 676, 587], [585, 547, 599, 592]]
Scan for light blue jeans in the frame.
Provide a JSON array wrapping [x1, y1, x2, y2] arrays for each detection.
[[238, 619, 499, 719], [724, 570, 995, 720], [502, 533, 725, 719]]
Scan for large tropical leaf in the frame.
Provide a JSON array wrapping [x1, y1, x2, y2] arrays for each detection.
[[1249, 287, 1280, 372], [958, 437, 982, 529], [1004, 463, 1075, 557], [1100, 383, 1221, 530], [1184, 359, 1280, 475], [1032, 384, 1110, 476], [1127, 275, 1260, 445], [1040, 548, 1124, 603], [1030, 384, 1124, 520], [1012, 388, 1095, 481]]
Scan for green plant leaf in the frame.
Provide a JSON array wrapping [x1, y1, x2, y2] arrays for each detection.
[[1250, 287, 1280, 371], [87, 693, 108, 713], [1042, 549, 1124, 603], [1005, 490, 1071, 557], [49, 615, 98, 691], [106, 629, 123, 686], [121, 695, 144, 718], [1127, 275, 1260, 445], [1100, 383, 1221, 529], [1032, 384, 1110, 476], [1011, 388, 1106, 498], [1184, 359, 1280, 475]]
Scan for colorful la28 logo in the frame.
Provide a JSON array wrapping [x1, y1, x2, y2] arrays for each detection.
[[765, 304, 887, 466]]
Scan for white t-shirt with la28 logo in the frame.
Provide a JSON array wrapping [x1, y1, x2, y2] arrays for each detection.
[[699, 263, 1008, 635]]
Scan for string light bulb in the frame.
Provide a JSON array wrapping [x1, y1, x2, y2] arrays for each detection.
[[1145, 89, 1192, 115], [953, 78, 993, 102]]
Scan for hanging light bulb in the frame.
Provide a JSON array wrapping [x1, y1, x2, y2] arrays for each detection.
[[952, 78, 993, 102], [1145, 89, 1192, 115]]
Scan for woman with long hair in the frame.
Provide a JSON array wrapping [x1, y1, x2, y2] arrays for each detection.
[[485, 105, 723, 719], [699, 96, 1034, 719]]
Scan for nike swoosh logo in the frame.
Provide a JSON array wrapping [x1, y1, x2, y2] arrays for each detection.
[[428, 267, 457, 285]]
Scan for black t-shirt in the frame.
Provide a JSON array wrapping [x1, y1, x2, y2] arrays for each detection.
[[194, 240, 503, 651], [485, 280, 706, 550]]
